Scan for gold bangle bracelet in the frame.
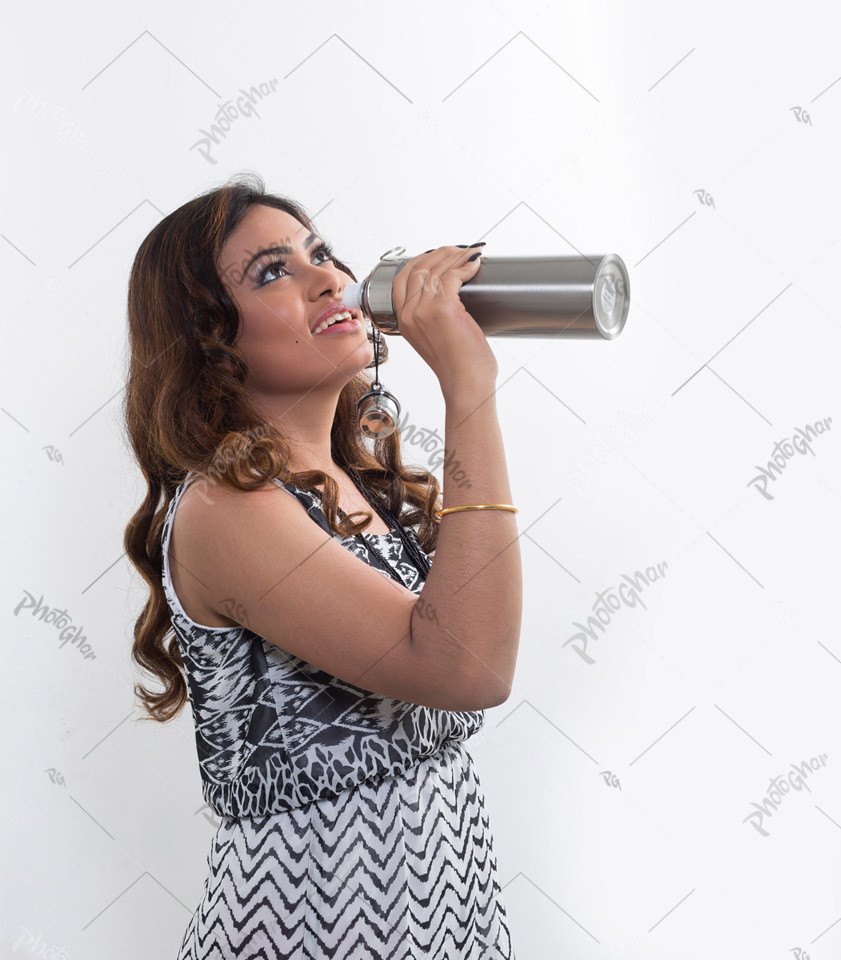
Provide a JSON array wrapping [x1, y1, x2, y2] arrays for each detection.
[[433, 503, 518, 522]]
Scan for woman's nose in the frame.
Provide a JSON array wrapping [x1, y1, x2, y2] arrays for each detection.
[[303, 261, 341, 295]]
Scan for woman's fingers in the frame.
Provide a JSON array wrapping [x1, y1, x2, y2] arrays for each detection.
[[393, 246, 480, 318]]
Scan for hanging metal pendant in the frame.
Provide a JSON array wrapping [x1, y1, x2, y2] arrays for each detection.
[[357, 311, 401, 440], [357, 383, 401, 439]]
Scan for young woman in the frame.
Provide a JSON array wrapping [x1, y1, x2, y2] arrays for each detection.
[[123, 172, 523, 958]]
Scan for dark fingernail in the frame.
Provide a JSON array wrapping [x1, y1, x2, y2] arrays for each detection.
[[468, 241, 486, 247], [456, 244, 468, 248], [467, 251, 482, 262], [423, 248, 434, 253]]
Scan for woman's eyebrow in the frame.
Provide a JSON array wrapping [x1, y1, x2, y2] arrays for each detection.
[[236, 231, 320, 283]]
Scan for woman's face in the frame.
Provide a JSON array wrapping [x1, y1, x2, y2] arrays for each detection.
[[219, 205, 372, 398]]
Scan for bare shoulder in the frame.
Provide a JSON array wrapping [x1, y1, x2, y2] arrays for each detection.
[[168, 476, 286, 628], [178, 473, 286, 514], [173, 474, 294, 557]]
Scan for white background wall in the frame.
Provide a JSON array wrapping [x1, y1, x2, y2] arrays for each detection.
[[3, 1, 840, 957]]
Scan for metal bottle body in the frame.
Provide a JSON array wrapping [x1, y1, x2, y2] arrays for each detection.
[[353, 253, 630, 340]]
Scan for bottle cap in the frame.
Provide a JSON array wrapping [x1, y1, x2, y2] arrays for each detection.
[[342, 280, 364, 311]]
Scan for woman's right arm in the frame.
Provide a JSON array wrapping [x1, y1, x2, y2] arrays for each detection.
[[173, 477, 516, 713], [387, 244, 523, 707], [409, 379, 522, 708]]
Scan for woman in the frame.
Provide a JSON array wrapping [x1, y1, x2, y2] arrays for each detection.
[[123, 172, 523, 958]]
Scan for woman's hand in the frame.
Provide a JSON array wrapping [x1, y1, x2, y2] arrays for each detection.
[[390, 245, 498, 396]]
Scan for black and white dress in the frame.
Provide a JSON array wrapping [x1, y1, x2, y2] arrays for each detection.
[[162, 473, 516, 959]]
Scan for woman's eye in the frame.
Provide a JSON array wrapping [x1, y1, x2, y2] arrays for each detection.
[[256, 244, 334, 286], [257, 260, 285, 285]]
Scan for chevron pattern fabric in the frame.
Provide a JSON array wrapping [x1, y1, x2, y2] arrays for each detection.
[[176, 741, 515, 958], [162, 475, 516, 957]]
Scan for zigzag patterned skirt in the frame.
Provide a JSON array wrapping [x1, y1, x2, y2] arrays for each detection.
[[176, 741, 516, 959]]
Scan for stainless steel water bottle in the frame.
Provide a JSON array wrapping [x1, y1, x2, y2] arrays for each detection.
[[343, 246, 630, 339]]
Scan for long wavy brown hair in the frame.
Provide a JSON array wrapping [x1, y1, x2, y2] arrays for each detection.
[[123, 171, 443, 723]]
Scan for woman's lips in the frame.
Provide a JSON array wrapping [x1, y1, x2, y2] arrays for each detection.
[[315, 315, 362, 336]]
